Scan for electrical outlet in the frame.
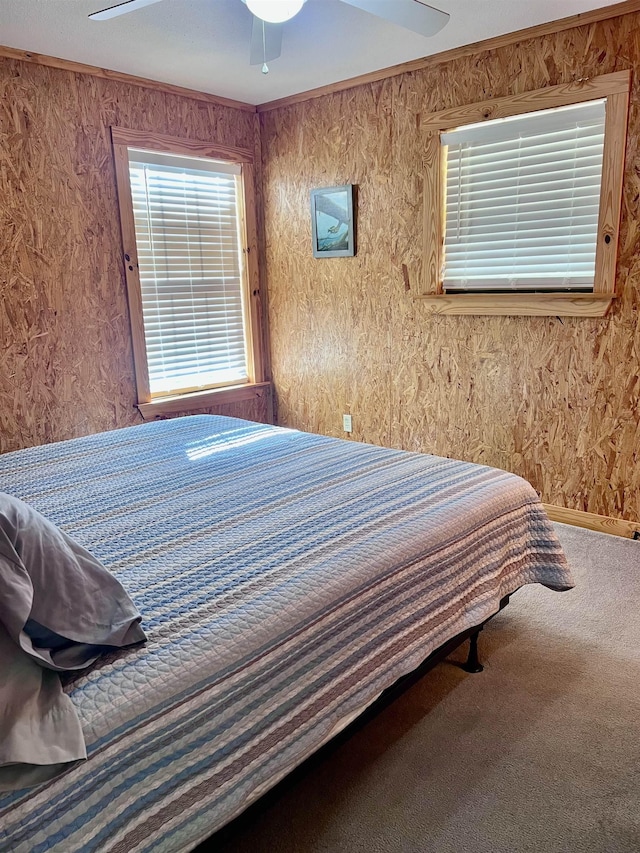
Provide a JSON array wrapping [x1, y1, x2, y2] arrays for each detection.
[[342, 414, 352, 433]]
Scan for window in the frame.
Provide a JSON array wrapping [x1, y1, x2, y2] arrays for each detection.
[[420, 71, 630, 316], [112, 128, 267, 414], [129, 151, 247, 396], [443, 100, 605, 293]]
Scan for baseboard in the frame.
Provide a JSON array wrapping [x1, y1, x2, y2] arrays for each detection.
[[543, 504, 640, 539]]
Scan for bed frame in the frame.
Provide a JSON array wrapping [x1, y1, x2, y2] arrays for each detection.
[[207, 594, 510, 847]]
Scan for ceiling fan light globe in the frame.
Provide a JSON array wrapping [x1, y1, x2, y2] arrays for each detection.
[[246, 0, 305, 23]]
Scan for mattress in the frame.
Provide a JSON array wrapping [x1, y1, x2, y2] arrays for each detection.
[[0, 415, 572, 852]]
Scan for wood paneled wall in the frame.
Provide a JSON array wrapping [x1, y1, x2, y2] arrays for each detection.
[[261, 12, 640, 522], [0, 58, 267, 454]]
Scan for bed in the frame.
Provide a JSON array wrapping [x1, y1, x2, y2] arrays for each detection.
[[0, 415, 573, 853]]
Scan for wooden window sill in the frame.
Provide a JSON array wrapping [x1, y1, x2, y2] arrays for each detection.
[[137, 382, 272, 419], [415, 293, 615, 317]]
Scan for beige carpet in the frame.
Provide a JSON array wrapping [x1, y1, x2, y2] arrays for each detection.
[[215, 523, 640, 853]]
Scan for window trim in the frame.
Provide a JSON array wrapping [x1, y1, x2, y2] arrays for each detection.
[[136, 381, 272, 420], [418, 70, 631, 316], [111, 127, 266, 408]]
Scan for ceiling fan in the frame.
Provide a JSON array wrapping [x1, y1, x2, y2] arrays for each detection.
[[89, 0, 450, 71]]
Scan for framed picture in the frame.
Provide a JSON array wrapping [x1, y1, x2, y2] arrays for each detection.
[[310, 185, 356, 258]]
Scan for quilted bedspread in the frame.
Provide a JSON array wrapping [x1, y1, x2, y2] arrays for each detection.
[[0, 415, 573, 853]]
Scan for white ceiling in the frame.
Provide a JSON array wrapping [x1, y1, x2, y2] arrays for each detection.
[[0, 0, 624, 105]]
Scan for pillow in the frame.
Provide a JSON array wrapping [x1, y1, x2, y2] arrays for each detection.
[[0, 491, 146, 670], [0, 492, 147, 791]]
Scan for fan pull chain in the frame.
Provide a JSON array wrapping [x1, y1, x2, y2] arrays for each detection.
[[261, 20, 269, 74]]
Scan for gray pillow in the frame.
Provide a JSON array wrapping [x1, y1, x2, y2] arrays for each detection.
[[0, 492, 147, 791], [0, 491, 146, 670]]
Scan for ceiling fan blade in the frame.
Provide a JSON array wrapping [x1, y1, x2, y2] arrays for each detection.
[[89, 0, 163, 21], [340, 0, 449, 37], [249, 17, 283, 65]]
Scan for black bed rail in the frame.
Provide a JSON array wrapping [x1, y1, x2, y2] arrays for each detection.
[[206, 593, 511, 848]]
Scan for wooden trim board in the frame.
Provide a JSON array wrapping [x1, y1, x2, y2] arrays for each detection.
[[544, 504, 640, 539], [594, 88, 630, 294], [0, 45, 256, 113], [420, 70, 631, 130], [258, 0, 640, 112], [137, 382, 272, 419], [111, 127, 254, 164], [111, 141, 151, 403], [415, 294, 614, 317]]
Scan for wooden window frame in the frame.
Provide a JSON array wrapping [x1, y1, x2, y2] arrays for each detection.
[[418, 70, 631, 316], [111, 127, 266, 415]]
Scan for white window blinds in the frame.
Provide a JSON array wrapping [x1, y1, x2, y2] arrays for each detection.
[[442, 99, 606, 293], [128, 148, 248, 397]]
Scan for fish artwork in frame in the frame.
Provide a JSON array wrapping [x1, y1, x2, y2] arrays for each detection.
[[310, 185, 356, 258]]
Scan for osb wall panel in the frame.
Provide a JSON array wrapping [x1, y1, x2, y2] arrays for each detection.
[[0, 58, 266, 454], [261, 13, 640, 521]]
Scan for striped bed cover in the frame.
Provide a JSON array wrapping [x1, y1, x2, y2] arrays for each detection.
[[0, 415, 572, 853]]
